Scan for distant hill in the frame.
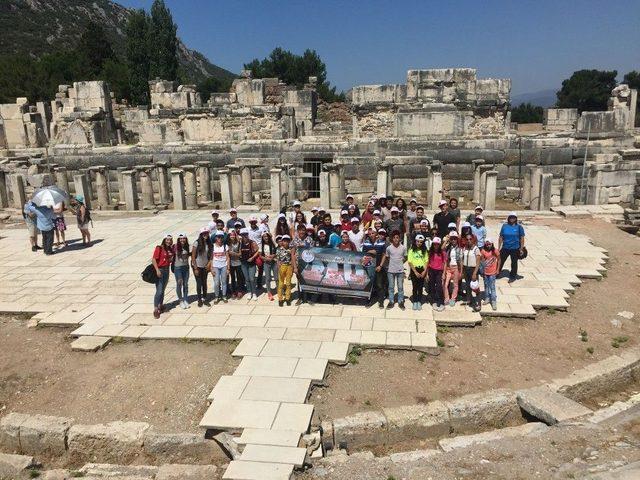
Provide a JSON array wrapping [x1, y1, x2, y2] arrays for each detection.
[[0, 0, 236, 84], [511, 89, 557, 108]]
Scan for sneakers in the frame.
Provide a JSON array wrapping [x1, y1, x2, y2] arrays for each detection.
[[378, 302, 384, 309], [180, 300, 188, 309], [482, 298, 490, 305], [279, 300, 284, 307], [153, 308, 160, 319], [203, 300, 211, 307], [491, 301, 497, 311], [223, 297, 228, 303], [448, 299, 455, 307], [214, 297, 221, 305], [268, 293, 274, 301], [386, 301, 394, 310], [398, 302, 405, 311], [412, 302, 418, 311], [252, 295, 259, 301], [286, 300, 292, 306], [197, 299, 203, 307], [248, 294, 254, 301], [417, 302, 423, 311], [31, 246, 37, 252], [295, 299, 303, 306]]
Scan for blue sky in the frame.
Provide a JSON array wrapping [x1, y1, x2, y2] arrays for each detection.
[[119, 0, 639, 96]]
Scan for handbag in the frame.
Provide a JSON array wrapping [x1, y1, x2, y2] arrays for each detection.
[[519, 246, 528, 260], [141, 264, 158, 283]]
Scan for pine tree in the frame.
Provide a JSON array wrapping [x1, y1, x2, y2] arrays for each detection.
[[149, 0, 179, 81], [76, 21, 115, 79], [125, 9, 151, 105]]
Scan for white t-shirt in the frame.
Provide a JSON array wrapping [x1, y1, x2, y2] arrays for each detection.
[[348, 229, 365, 251], [211, 244, 227, 268], [248, 226, 262, 247], [449, 247, 460, 266], [462, 246, 480, 268]]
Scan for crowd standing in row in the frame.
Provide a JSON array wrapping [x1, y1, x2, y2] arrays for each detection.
[[150, 195, 526, 319]]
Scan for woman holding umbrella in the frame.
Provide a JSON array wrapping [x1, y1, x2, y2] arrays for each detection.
[[28, 185, 69, 255]]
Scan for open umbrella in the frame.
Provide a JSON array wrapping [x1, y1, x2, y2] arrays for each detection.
[[31, 185, 69, 208]]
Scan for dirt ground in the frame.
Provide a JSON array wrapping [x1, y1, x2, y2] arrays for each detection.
[[0, 319, 238, 433], [311, 217, 640, 422]]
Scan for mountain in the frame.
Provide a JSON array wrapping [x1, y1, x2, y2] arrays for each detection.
[[0, 0, 236, 84], [510, 89, 557, 108]]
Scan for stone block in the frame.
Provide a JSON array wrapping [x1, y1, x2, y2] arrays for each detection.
[[332, 411, 387, 451], [439, 422, 548, 452], [67, 421, 150, 463], [445, 389, 521, 433], [0, 452, 37, 479], [383, 401, 450, 444], [78, 463, 158, 478], [516, 386, 592, 425], [18, 414, 73, 456], [0, 412, 29, 452], [156, 464, 218, 480], [71, 336, 111, 351], [143, 431, 226, 463]]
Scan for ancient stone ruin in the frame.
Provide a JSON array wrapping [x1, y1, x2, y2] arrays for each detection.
[[0, 67, 638, 213]]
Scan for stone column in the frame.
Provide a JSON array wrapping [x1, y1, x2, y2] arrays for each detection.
[[54, 167, 70, 193], [561, 165, 578, 206], [539, 173, 553, 210], [92, 166, 110, 208], [83, 170, 94, 204], [472, 159, 485, 204], [429, 172, 443, 210], [183, 165, 197, 209], [138, 168, 155, 209], [218, 168, 233, 208], [228, 165, 243, 207], [529, 167, 543, 210], [376, 164, 393, 197], [319, 169, 330, 211], [10, 174, 26, 209], [270, 167, 283, 211], [241, 165, 254, 204], [73, 173, 92, 210], [0, 171, 8, 208], [477, 165, 493, 207], [586, 165, 604, 205], [521, 164, 536, 206], [482, 171, 498, 210], [122, 170, 139, 211], [326, 163, 344, 209], [196, 161, 212, 203], [156, 161, 171, 205], [116, 167, 127, 205], [171, 169, 187, 210]]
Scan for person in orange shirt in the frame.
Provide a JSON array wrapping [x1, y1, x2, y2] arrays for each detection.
[[480, 238, 501, 311]]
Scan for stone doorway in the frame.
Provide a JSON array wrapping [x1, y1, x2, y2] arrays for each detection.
[[300, 158, 325, 198]]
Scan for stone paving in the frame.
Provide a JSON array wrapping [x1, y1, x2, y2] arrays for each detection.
[[0, 211, 608, 480]]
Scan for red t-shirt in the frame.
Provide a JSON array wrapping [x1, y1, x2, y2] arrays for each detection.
[[480, 248, 500, 276], [428, 250, 446, 271], [153, 245, 174, 268]]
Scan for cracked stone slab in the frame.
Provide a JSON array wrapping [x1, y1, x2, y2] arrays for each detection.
[[222, 460, 293, 480], [517, 386, 593, 425], [271, 403, 314, 432], [240, 444, 307, 467], [200, 399, 280, 430], [234, 356, 299, 378], [238, 429, 301, 447], [71, 336, 112, 352], [208, 376, 250, 401]]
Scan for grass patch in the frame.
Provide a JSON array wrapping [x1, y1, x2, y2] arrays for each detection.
[[579, 328, 588, 342], [418, 352, 426, 362], [436, 336, 445, 348], [70, 472, 85, 478], [586, 346, 594, 354], [364, 399, 371, 406], [437, 326, 450, 334], [348, 345, 362, 365], [612, 336, 629, 348], [29, 470, 40, 478]]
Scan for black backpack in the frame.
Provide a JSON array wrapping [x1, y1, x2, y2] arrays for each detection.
[[141, 264, 158, 283]]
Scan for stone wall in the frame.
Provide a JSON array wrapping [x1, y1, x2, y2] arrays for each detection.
[[544, 109, 578, 131]]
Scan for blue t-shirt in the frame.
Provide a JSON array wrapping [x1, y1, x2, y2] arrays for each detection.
[[471, 225, 487, 247], [25, 204, 55, 231], [500, 223, 524, 250], [328, 233, 341, 248]]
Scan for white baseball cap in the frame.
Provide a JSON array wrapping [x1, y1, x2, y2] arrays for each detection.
[[373, 210, 381, 215], [229, 208, 237, 213], [239, 228, 249, 235], [508, 211, 517, 218], [311, 206, 319, 211], [390, 206, 399, 213], [340, 210, 348, 215], [447, 222, 457, 228], [462, 221, 471, 228], [475, 205, 484, 211], [449, 231, 458, 238], [433, 236, 442, 244], [420, 219, 429, 225], [319, 206, 326, 211], [282, 234, 291, 240], [485, 238, 494, 244], [438, 200, 447, 207], [199, 227, 209, 234], [293, 200, 301, 206], [277, 213, 285, 218], [351, 217, 360, 223], [475, 215, 484, 221], [249, 215, 258, 222], [210, 209, 219, 215], [346, 194, 354, 199], [409, 198, 417, 204], [259, 213, 268, 221], [415, 234, 425, 241]]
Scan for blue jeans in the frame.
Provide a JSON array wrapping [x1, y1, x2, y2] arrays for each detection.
[[241, 261, 257, 296], [154, 266, 170, 308], [212, 265, 228, 298], [263, 261, 278, 292], [387, 272, 404, 304], [174, 265, 189, 301], [484, 274, 497, 302]]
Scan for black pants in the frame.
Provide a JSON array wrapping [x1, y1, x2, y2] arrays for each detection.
[[462, 266, 479, 308], [256, 263, 264, 289], [42, 229, 54, 255], [500, 248, 520, 277], [194, 267, 208, 301], [374, 269, 387, 304], [411, 267, 425, 302], [428, 267, 444, 306]]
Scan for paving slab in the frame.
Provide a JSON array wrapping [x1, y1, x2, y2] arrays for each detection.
[[140, 325, 194, 339], [240, 444, 307, 467], [200, 399, 280, 430], [234, 356, 299, 378], [38, 310, 92, 326], [271, 403, 314, 432], [241, 377, 311, 403], [291, 358, 328, 381], [232, 338, 267, 357], [71, 336, 112, 352], [517, 386, 593, 425], [283, 327, 335, 342], [265, 315, 310, 328], [208, 375, 250, 401], [222, 460, 293, 480], [238, 428, 301, 447], [260, 339, 322, 358], [237, 327, 286, 339], [359, 330, 387, 346], [187, 326, 239, 340]]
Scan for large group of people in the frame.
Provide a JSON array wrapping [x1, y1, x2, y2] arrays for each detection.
[[149, 195, 526, 318]]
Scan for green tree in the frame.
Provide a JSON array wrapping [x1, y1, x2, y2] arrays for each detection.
[[197, 76, 233, 103], [76, 22, 115, 79], [623, 71, 639, 126], [149, 0, 179, 81], [244, 47, 344, 102], [125, 9, 151, 105], [556, 69, 617, 112], [510, 102, 544, 123]]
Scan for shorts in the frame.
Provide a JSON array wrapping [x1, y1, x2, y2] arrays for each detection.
[[55, 217, 66, 232], [77, 222, 90, 231], [26, 220, 38, 237]]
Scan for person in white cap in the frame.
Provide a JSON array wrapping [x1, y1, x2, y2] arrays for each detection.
[[275, 213, 290, 238], [239, 227, 259, 300], [259, 213, 270, 234], [275, 234, 296, 306], [498, 212, 525, 283], [288, 200, 304, 225], [408, 233, 428, 310], [471, 215, 487, 247], [480, 238, 501, 310], [210, 231, 230, 304], [342, 193, 360, 216], [339, 210, 352, 232], [348, 217, 365, 251], [309, 206, 322, 228], [361, 201, 376, 229], [466, 205, 484, 225], [433, 199, 457, 238], [226, 208, 245, 230], [191, 228, 212, 307], [328, 221, 342, 248], [443, 231, 462, 307], [427, 236, 447, 311], [384, 206, 405, 240], [151, 233, 175, 318], [173, 233, 191, 309]]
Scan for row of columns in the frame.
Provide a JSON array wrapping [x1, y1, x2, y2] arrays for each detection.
[[375, 161, 444, 210]]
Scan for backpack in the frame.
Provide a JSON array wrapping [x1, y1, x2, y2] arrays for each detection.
[[141, 264, 158, 283]]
